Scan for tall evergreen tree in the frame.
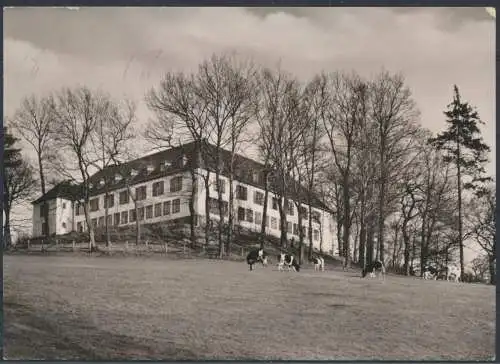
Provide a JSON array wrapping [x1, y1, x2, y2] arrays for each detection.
[[429, 85, 492, 281], [2, 127, 37, 247]]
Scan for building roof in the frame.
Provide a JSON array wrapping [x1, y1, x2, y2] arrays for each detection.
[[32, 140, 333, 214], [31, 181, 84, 204]]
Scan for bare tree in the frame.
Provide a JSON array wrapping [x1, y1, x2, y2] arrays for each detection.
[[323, 72, 369, 270], [350, 102, 379, 270], [302, 74, 328, 260], [89, 99, 136, 246], [146, 70, 211, 248], [369, 71, 420, 265], [9, 94, 56, 196], [50, 86, 132, 252], [218, 57, 258, 257], [467, 184, 495, 284], [254, 67, 286, 248], [196, 53, 257, 258], [9, 95, 57, 237]]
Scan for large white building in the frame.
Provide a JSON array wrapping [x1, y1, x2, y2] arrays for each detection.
[[31, 141, 336, 253]]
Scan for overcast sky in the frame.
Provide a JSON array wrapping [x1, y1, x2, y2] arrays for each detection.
[[3, 7, 496, 261]]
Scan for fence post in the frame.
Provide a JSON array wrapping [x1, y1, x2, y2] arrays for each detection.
[[55, 238, 59, 248], [183, 242, 186, 255], [241, 247, 244, 257], [72, 240, 75, 252], [125, 240, 128, 251], [165, 242, 168, 255], [41, 239, 44, 252], [27, 239, 30, 250], [146, 240, 149, 249]]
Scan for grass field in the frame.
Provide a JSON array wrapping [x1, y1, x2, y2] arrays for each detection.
[[3, 254, 495, 360]]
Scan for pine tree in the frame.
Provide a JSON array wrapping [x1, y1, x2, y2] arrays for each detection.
[[429, 85, 492, 281], [2, 127, 37, 247]]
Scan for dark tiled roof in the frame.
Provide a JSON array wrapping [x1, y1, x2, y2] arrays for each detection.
[[31, 181, 84, 204], [33, 140, 333, 213]]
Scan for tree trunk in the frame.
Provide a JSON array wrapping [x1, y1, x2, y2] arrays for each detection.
[[358, 195, 367, 269], [319, 220, 324, 254], [410, 235, 417, 273], [488, 254, 496, 285], [392, 223, 399, 269], [308, 203, 314, 260], [366, 215, 374, 265], [204, 172, 211, 248], [135, 202, 140, 245], [215, 152, 225, 258], [403, 221, 411, 276], [456, 133, 465, 282], [4, 208, 12, 248], [189, 168, 197, 248], [342, 174, 351, 269], [36, 149, 48, 238], [334, 183, 343, 256], [104, 190, 110, 247], [353, 216, 360, 264], [420, 213, 428, 278], [260, 170, 269, 249], [359, 221, 366, 269], [377, 180, 386, 264], [37, 151, 46, 195], [297, 203, 304, 264], [82, 200, 97, 252], [226, 171, 234, 257], [278, 191, 288, 248]]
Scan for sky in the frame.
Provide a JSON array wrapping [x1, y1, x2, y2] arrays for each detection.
[[3, 7, 496, 263]]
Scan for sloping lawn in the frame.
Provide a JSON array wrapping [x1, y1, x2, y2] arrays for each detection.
[[3, 254, 495, 360]]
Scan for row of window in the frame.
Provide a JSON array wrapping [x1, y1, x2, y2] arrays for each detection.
[[75, 177, 184, 214], [76, 198, 181, 232], [208, 200, 319, 241], [212, 181, 322, 221]]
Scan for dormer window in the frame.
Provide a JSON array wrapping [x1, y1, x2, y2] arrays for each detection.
[[252, 171, 259, 184], [130, 169, 138, 177], [146, 164, 154, 173], [115, 174, 123, 182], [160, 161, 171, 172], [183, 155, 188, 167], [99, 179, 104, 187]]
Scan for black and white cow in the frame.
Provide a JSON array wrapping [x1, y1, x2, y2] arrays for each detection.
[[246, 248, 269, 271], [361, 260, 385, 280], [277, 253, 300, 272], [446, 265, 460, 283], [423, 266, 438, 280], [311, 256, 325, 271]]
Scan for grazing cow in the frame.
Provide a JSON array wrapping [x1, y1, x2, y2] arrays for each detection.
[[361, 260, 385, 280], [311, 256, 325, 271], [423, 266, 438, 280], [277, 253, 301, 272], [246, 248, 269, 271], [446, 266, 461, 282]]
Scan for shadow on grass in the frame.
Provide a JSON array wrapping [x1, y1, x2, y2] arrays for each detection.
[[329, 303, 349, 308], [3, 300, 198, 360], [307, 292, 343, 298]]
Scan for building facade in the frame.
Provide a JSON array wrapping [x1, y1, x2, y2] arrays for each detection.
[[31, 141, 336, 253]]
